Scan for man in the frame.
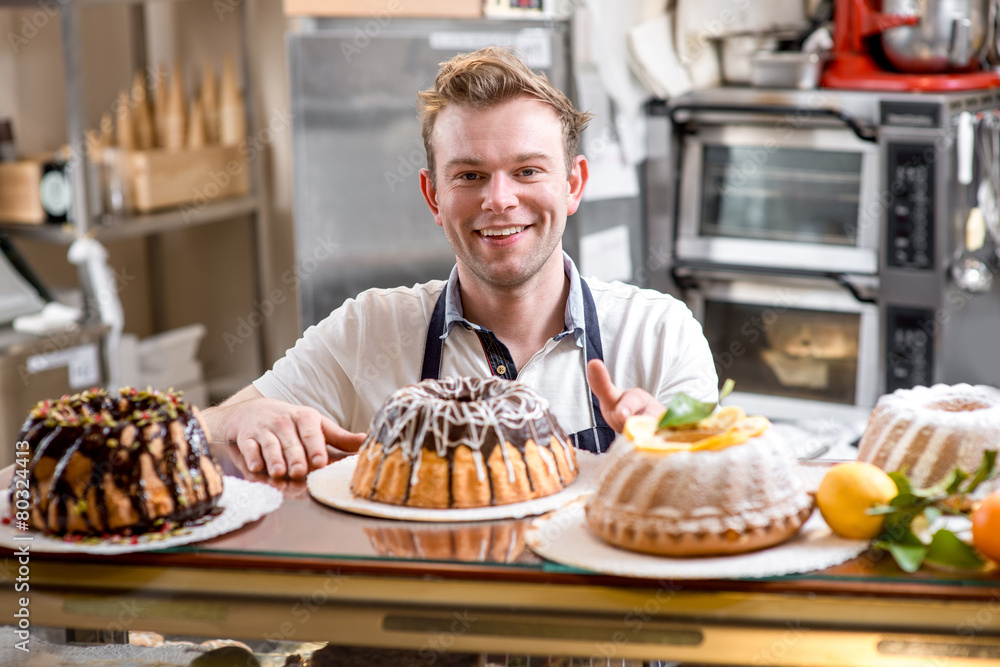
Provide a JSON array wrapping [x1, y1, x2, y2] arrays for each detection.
[[203, 47, 717, 478]]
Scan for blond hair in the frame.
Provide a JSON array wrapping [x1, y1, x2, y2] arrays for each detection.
[[417, 47, 592, 183]]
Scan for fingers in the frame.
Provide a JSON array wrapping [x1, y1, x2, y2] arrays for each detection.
[[587, 359, 665, 433], [322, 417, 367, 453], [237, 437, 265, 475], [298, 415, 332, 469], [587, 359, 622, 408], [252, 430, 288, 478], [587, 359, 626, 431], [231, 400, 364, 479]]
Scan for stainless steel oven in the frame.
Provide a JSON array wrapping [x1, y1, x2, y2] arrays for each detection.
[[677, 268, 880, 421], [675, 118, 882, 274], [650, 87, 1000, 419]]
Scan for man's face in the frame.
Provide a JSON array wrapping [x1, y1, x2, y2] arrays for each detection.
[[419, 96, 587, 291]]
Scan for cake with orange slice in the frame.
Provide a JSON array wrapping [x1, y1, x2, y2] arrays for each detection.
[[585, 396, 813, 557]]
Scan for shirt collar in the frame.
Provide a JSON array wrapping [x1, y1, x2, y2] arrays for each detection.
[[440, 251, 586, 347]]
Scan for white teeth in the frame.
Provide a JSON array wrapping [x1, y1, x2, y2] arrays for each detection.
[[479, 226, 525, 237]]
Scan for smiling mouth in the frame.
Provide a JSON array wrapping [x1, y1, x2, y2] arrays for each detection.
[[478, 226, 526, 238]]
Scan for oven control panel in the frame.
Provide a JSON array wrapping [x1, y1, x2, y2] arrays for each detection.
[[885, 306, 935, 391], [885, 143, 935, 271]]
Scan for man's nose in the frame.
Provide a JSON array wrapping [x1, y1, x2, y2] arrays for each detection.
[[482, 173, 517, 213]]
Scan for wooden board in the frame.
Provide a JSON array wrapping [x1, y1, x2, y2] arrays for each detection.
[[0, 160, 45, 224], [125, 145, 250, 212]]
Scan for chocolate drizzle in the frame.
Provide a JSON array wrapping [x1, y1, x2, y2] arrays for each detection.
[[12, 387, 224, 536], [357, 377, 576, 506]]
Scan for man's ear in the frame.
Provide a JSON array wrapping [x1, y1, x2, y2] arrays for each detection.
[[566, 155, 588, 216], [419, 168, 443, 226]]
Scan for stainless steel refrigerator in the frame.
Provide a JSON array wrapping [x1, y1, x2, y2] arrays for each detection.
[[287, 18, 643, 328]]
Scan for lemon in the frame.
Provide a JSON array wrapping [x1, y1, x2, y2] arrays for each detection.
[[816, 462, 898, 540], [622, 415, 659, 445], [698, 405, 747, 431], [626, 412, 771, 454]]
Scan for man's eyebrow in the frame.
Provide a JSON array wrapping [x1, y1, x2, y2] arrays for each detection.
[[443, 156, 485, 171], [513, 152, 553, 164], [443, 152, 555, 171]]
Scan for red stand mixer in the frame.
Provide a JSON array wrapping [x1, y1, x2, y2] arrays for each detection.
[[821, 0, 1000, 90]]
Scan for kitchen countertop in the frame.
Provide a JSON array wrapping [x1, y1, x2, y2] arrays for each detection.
[[2, 440, 1000, 665]]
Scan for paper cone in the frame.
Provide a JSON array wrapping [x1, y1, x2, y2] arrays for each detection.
[[152, 62, 168, 148], [115, 90, 135, 150], [219, 55, 246, 146], [131, 70, 154, 150], [200, 61, 219, 145], [164, 61, 186, 151], [187, 99, 205, 149]]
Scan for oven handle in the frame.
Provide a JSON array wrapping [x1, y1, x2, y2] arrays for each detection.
[[668, 104, 878, 144], [671, 261, 879, 305]]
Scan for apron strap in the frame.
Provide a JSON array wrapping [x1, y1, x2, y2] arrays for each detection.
[[419, 278, 617, 453], [573, 278, 617, 453], [420, 287, 449, 381]]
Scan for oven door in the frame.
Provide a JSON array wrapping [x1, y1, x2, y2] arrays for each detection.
[[677, 125, 881, 275], [685, 272, 880, 422]]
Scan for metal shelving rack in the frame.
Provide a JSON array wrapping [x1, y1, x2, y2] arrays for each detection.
[[0, 0, 271, 390]]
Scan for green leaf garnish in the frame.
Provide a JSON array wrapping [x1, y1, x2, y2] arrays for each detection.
[[965, 450, 997, 495], [872, 450, 997, 573], [924, 529, 985, 571], [876, 532, 927, 573], [657, 379, 735, 430]]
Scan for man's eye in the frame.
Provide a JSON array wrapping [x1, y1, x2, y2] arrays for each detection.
[[460, 173, 479, 181], [519, 168, 537, 177]]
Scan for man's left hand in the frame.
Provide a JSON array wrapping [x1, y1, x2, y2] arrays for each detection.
[[587, 359, 664, 433]]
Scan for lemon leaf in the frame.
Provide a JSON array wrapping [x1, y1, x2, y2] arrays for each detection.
[[963, 450, 997, 494], [657, 379, 735, 430], [876, 531, 927, 573], [872, 450, 997, 573], [925, 529, 985, 571], [888, 471, 913, 496], [719, 378, 735, 401]]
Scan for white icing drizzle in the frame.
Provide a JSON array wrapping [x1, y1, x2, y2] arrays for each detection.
[[362, 377, 576, 490]]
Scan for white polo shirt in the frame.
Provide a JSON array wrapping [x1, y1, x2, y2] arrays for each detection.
[[254, 255, 718, 436]]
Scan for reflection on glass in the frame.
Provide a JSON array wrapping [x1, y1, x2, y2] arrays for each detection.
[[700, 146, 863, 246], [364, 518, 530, 563], [705, 301, 860, 404]]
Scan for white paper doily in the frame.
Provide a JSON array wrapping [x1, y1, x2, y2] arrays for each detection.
[[0, 476, 282, 554], [307, 451, 601, 522], [526, 500, 870, 579]]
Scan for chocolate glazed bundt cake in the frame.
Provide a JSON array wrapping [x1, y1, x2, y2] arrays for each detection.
[[351, 377, 578, 509], [11, 387, 224, 536]]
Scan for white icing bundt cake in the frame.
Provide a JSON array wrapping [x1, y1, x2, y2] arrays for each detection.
[[857, 383, 1000, 487], [350, 377, 578, 508], [586, 420, 813, 557]]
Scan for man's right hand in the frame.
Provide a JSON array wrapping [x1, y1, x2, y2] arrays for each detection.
[[201, 386, 366, 479]]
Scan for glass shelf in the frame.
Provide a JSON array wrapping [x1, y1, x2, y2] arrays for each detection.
[[0, 195, 259, 245]]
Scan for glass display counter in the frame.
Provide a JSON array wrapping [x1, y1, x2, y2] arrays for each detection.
[[2, 443, 999, 666]]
